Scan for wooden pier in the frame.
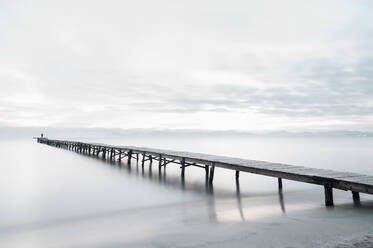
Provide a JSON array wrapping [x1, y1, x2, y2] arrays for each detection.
[[37, 137, 373, 206]]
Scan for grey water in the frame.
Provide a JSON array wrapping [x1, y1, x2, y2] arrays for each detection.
[[1, 135, 373, 247]]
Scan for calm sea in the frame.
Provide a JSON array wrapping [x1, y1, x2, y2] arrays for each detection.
[[1, 135, 373, 247]]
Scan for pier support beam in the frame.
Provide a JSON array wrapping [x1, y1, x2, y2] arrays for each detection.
[[159, 155, 162, 170], [209, 163, 215, 184], [278, 178, 283, 190], [118, 150, 122, 162], [352, 191, 360, 202], [235, 170, 240, 181], [128, 150, 132, 165], [141, 152, 145, 167], [181, 158, 185, 178], [324, 184, 334, 207], [205, 165, 209, 180]]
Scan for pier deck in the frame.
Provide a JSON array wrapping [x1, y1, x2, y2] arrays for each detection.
[[37, 138, 373, 206]]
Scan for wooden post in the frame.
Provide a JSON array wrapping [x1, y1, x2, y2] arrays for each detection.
[[136, 153, 139, 162], [205, 165, 209, 179], [149, 156, 153, 178], [110, 148, 114, 161], [118, 150, 122, 162], [163, 157, 167, 169], [181, 158, 185, 178], [324, 184, 334, 206], [159, 154, 162, 170], [235, 170, 240, 180], [142, 152, 145, 167], [102, 148, 106, 159], [209, 163, 215, 184], [352, 191, 360, 201], [127, 150, 132, 165], [278, 178, 283, 190]]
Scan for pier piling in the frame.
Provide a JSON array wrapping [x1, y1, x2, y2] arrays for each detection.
[[278, 178, 283, 190], [324, 184, 334, 206], [209, 163, 215, 184]]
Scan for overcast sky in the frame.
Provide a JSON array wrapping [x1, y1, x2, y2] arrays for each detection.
[[1, 0, 373, 131]]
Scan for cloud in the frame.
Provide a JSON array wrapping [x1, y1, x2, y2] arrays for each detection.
[[0, 0, 373, 131]]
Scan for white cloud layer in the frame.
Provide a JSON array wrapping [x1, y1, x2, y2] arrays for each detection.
[[1, 0, 373, 131]]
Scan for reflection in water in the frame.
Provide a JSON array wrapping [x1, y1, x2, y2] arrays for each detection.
[[181, 177, 185, 191], [158, 166, 162, 182], [83, 151, 293, 223], [236, 179, 245, 221], [278, 189, 286, 214], [206, 185, 217, 222]]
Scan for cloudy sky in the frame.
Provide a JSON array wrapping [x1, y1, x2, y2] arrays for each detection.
[[1, 0, 373, 131]]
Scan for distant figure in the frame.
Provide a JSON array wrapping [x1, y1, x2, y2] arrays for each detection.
[[41, 133, 44, 138]]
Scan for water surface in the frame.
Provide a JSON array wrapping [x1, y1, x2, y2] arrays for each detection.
[[1, 135, 373, 247]]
